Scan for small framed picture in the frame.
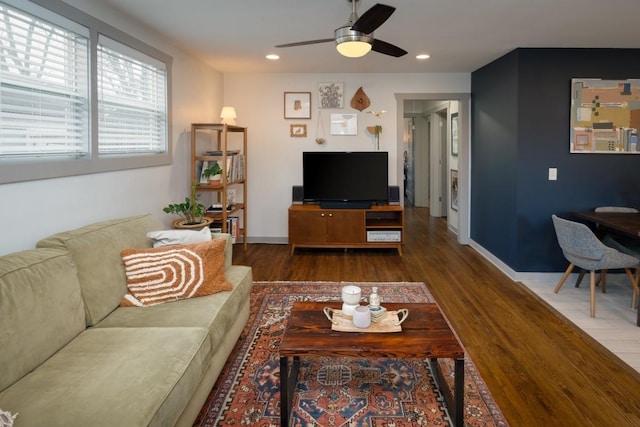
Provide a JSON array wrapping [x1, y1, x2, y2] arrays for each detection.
[[290, 124, 307, 137], [319, 82, 344, 108], [330, 113, 357, 135], [451, 113, 459, 157], [284, 92, 311, 119], [451, 169, 459, 211]]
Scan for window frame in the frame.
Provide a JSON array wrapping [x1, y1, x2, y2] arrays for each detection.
[[0, 0, 173, 184]]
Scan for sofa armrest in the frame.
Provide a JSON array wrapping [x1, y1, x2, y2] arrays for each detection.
[[211, 233, 232, 270]]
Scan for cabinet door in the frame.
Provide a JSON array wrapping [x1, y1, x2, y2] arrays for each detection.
[[326, 210, 365, 243], [289, 210, 327, 243]]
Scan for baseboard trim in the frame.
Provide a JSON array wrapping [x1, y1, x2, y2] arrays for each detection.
[[244, 236, 288, 244], [468, 239, 585, 283]]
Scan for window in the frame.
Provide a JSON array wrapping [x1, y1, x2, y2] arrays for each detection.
[[98, 36, 167, 155], [0, 2, 89, 159], [0, 0, 172, 184]]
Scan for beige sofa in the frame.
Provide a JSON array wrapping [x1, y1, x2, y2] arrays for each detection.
[[0, 214, 252, 427]]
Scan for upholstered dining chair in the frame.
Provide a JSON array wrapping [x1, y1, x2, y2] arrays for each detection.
[[551, 214, 640, 317], [596, 206, 640, 302], [574, 206, 640, 289]]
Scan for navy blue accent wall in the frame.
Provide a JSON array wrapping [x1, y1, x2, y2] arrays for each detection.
[[471, 48, 640, 272]]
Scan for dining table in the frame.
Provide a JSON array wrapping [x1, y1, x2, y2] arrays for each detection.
[[572, 211, 640, 326], [572, 211, 640, 238]]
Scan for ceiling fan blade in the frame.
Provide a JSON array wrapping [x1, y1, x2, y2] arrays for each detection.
[[275, 38, 334, 48], [371, 39, 407, 57], [351, 3, 396, 34]]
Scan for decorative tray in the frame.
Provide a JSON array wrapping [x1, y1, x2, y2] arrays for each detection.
[[324, 308, 407, 333]]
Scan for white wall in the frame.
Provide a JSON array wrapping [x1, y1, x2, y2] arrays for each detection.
[[0, 2, 471, 254], [223, 73, 470, 242], [0, 0, 223, 255]]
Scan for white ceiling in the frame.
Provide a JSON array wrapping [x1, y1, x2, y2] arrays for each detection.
[[98, 0, 640, 74]]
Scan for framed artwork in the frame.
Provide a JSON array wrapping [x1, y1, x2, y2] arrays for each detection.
[[319, 82, 344, 108], [331, 113, 357, 135], [450, 169, 459, 211], [284, 92, 311, 119], [290, 124, 307, 137], [451, 113, 459, 157], [570, 78, 640, 153]]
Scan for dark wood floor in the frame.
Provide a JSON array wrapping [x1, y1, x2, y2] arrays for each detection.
[[232, 205, 640, 426]]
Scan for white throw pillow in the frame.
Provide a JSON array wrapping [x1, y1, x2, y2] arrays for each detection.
[[0, 409, 17, 427], [147, 226, 212, 247]]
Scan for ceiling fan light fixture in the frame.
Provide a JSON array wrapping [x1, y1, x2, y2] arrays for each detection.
[[335, 26, 372, 58], [337, 41, 371, 57]]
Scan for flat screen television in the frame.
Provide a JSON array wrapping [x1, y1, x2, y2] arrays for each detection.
[[303, 151, 388, 208]]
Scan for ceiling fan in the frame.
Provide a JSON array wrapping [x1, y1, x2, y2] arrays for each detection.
[[275, 0, 407, 58]]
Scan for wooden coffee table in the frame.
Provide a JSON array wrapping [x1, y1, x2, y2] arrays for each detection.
[[279, 302, 465, 426]]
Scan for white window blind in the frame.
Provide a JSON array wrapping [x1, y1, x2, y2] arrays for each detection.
[[98, 35, 167, 155], [0, 2, 89, 158]]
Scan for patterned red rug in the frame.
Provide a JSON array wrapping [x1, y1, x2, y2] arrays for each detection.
[[194, 282, 508, 426]]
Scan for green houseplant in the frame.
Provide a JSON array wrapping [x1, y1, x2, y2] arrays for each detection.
[[202, 162, 223, 186], [163, 181, 212, 229]]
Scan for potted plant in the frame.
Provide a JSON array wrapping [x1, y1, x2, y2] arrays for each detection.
[[162, 181, 213, 229], [366, 125, 382, 150], [202, 162, 223, 186]]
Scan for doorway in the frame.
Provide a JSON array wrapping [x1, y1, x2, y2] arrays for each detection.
[[395, 93, 470, 244]]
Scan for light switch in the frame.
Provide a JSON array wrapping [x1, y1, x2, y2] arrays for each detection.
[[548, 168, 557, 181]]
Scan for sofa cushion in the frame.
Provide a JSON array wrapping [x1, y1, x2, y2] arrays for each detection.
[[147, 226, 212, 247], [95, 265, 252, 350], [0, 327, 211, 427], [120, 238, 232, 307], [0, 249, 85, 393], [36, 214, 162, 326]]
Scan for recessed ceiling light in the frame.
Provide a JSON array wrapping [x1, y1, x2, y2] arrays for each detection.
[[416, 54, 430, 60], [266, 54, 280, 60]]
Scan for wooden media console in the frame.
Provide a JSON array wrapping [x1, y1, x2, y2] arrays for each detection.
[[288, 204, 404, 255]]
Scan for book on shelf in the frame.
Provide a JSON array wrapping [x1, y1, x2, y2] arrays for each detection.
[[229, 216, 238, 243], [225, 157, 233, 183], [206, 203, 235, 212], [198, 160, 209, 184], [205, 150, 240, 156], [228, 154, 245, 182], [208, 216, 239, 243]]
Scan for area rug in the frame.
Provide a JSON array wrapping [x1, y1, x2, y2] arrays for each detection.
[[194, 282, 508, 426]]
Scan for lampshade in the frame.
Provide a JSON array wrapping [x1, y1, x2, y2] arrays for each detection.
[[220, 106, 237, 125], [335, 26, 372, 58]]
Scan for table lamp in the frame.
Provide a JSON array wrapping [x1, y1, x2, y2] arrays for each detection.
[[220, 106, 237, 125]]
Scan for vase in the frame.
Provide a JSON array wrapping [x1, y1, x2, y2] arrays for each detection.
[[172, 217, 213, 230]]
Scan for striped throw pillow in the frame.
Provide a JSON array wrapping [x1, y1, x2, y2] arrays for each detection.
[[120, 238, 232, 307]]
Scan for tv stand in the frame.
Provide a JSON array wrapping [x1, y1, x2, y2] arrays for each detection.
[[288, 204, 404, 255], [319, 201, 371, 209]]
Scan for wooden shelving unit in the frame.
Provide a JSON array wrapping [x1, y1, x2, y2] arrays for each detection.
[[190, 123, 247, 249]]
